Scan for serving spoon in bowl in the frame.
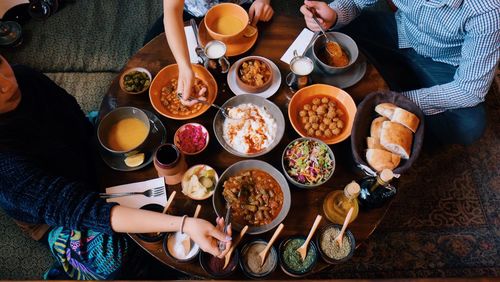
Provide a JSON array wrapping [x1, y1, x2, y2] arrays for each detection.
[[307, 7, 342, 59], [176, 92, 237, 120]]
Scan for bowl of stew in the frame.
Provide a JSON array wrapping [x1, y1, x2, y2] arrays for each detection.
[[149, 64, 218, 120], [212, 160, 291, 235]]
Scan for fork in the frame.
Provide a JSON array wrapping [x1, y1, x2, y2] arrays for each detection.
[[99, 186, 165, 199], [176, 93, 237, 119], [190, 19, 207, 65]]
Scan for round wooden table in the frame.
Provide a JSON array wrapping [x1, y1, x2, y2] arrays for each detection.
[[97, 15, 389, 279]]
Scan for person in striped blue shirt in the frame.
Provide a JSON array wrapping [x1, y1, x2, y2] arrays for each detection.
[[301, 0, 500, 146]]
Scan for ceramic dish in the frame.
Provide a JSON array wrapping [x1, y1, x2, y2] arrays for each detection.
[[163, 231, 200, 263], [149, 64, 217, 120], [99, 109, 167, 172], [181, 164, 218, 200], [239, 239, 278, 279], [212, 160, 291, 235], [213, 94, 285, 157], [119, 67, 152, 94], [278, 236, 318, 277], [304, 47, 367, 89], [234, 56, 273, 93], [315, 223, 355, 264], [174, 123, 209, 155], [199, 18, 258, 57], [288, 84, 356, 145], [227, 56, 281, 98], [312, 32, 358, 74], [204, 3, 249, 42], [199, 249, 239, 278]]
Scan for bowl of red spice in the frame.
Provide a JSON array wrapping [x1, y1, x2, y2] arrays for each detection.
[[174, 123, 209, 155]]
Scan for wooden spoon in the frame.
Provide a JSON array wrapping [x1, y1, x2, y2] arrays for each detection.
[[223, 225, 248, 269], [156, 190, 176, 235], [182, 204, 202, 256], [335, 207, 354, 246], [297, 215, 322, 261], [258, 223, 284, 266]]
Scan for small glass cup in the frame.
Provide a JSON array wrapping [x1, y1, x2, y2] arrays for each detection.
[[286, 50, 314, 92], [153, 143, 187, 185], [204, 40, 230, 75]]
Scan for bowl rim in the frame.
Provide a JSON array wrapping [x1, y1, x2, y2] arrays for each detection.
[[162, 231, 200, 263], [199, 249, 240, 278], [119, 67, 152, 94], [97, 106, 151, 154], [312, 32, 359, 70], [212, 94, 285, 158], [212, 159, 291, 235], [204, 3, 249, 38], [315, 223, 356, 264], [149, 64, 218, 120], [180, 164, 219, 200], [239, 238, 278, 278], [174, 122, 210, 155], [234, 56, 274, 93], [281, 137, 336, 189], [288, 83, 356, 144], [278, 235, 318, 277]]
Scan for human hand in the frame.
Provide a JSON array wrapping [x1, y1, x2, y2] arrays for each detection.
[[249, 0, 274, 26], [300, 0, 337, 31], [177, 66, 197, 106], [184, 217, 232, 258]]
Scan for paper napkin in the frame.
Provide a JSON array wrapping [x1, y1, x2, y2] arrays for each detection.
[[184, 26, 200, 64], [105, 177, 167, 209], [280, 28, 315, 65]]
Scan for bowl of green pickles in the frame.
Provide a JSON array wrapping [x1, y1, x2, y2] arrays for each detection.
[[120, 67, 152, 94]]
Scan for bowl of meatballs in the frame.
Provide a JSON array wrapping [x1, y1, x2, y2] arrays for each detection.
[[288, 84, 357, 145]]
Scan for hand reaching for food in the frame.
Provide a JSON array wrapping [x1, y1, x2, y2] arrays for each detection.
[[177, 66, 198, 107], [300, 0, 337, 31], [183, 217, 232, 258], [249, 0, 274, 26]]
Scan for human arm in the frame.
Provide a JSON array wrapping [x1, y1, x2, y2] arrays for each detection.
[[110, 206, 232, 257], [401, 10, 500, 114], [249, 0, 274, 26], [163, 0, 196, 106], [300, 0, 378, 31]]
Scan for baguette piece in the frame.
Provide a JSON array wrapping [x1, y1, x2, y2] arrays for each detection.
[[367, 137, 385, 150], [366, 148, 401, 172], [380, 121, 413, 159], [391, 107, 420, 133], [375, 103, 398, 119], [370, 116, 389, 138]]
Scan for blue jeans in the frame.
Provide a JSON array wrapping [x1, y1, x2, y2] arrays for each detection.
[[340, 10, 486, 146]]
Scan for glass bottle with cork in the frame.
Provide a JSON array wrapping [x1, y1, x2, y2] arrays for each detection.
[[358, 169, 396, 210], [323, 181, 360, 224]]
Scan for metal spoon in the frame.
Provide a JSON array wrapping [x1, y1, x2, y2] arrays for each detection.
[[176, 92, 236, 119], [307, 7, 342, 58]]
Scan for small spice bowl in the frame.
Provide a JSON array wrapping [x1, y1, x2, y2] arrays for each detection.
[[162, 231, 200, 263], [119, 67, 152, 94], [239, 239, 278, 279], [278, 236, 318, 278], [174, 123, 209, 155], [199, 249, 239, 278], [135, 204, 166, 243], [315, 223, 355, 264]]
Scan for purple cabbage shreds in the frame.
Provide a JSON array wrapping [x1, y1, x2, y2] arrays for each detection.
[[298, 175, 306, 183]]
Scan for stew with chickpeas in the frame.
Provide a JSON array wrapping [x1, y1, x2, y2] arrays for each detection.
[[160, 78, 207, 116], [298, 95, 346, 139], [222, 170, 283, 226]]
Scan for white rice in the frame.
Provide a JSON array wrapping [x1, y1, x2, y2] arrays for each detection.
[[222, 103, 277, 154]]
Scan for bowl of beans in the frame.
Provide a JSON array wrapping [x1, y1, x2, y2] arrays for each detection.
[[315, 223, 355, 264], [149, 64, 218, 120], [288, 84, 356, 144], [119, 67, 152, 94]]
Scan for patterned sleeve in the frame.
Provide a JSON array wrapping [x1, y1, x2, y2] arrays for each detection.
[[402, 10, 500, 115], [328, 0, 379, 29]]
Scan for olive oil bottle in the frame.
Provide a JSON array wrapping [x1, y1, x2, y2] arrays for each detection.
[[358, 169, 396, 210], [323, 181, 360, 224]]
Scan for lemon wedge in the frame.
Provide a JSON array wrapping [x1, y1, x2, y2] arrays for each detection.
[[124, 153, 145, 167]]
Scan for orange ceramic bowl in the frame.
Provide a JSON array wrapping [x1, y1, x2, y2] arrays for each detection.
[[204, 3, 249, 42], [288, 84, 356, 145], [149, 64, 217, 120]]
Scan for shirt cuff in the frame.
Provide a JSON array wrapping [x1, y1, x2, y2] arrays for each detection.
[[328, 1, 349, 29]]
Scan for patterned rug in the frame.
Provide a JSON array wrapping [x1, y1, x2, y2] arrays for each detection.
[[314, 82, 500, 279]]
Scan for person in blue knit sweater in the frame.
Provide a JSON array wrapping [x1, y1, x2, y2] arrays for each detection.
[[0, 55, 231, 279]]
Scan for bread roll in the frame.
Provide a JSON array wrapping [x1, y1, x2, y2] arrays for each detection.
[[391, 107, 420, 133], [380, 121, 413, 159], [370, 116, 389, 138], [375, 103, 398, 119], [367, 137, 384, 150], [366, 148, 401, 172]]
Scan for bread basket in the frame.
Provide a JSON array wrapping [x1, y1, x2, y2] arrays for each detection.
[[351, 91, 425, 175]]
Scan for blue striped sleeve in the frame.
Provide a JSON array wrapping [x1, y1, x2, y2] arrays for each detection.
[[401, 9, 500, 115], [328, 0, 379, 29]]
